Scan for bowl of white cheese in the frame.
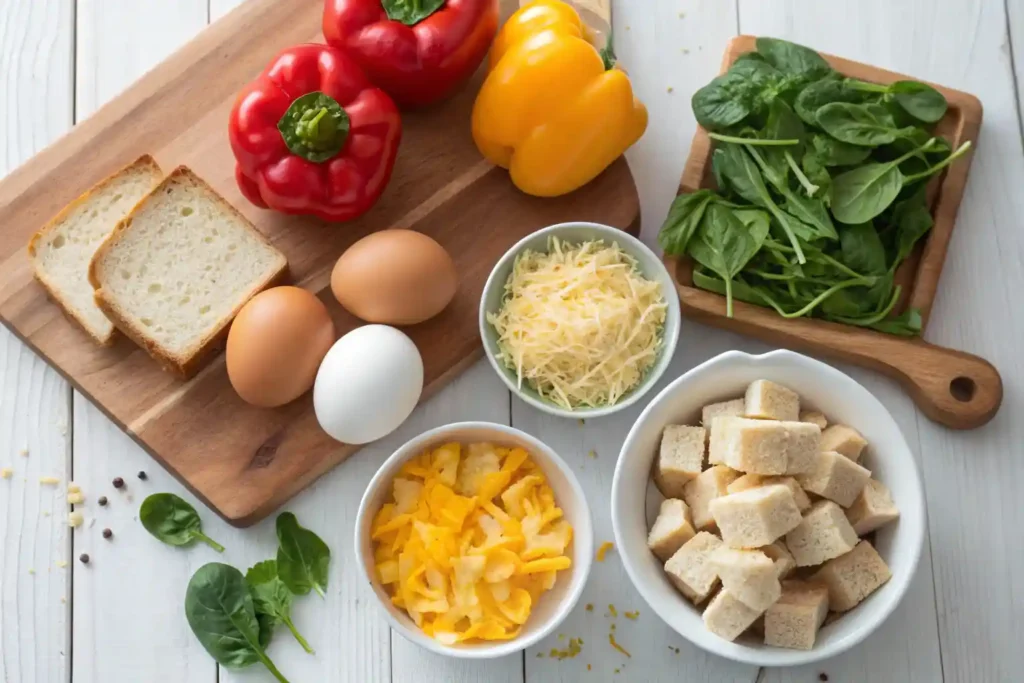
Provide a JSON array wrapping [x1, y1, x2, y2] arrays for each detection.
[[479, 222, 681, 419]]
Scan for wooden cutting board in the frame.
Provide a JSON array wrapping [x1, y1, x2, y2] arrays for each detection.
[[0, 0, 639, 526]]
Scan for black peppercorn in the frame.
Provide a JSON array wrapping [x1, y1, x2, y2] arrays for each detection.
[[112, 477, 124, 489], [819, 674, 829, 682], [79, 553, 90, 564], [98, 496, 108, 506], [102, 528, 113, 539], [137, 471, 147, 480]]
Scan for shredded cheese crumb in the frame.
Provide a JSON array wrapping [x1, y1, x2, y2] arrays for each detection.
[[607, 604, 618, 617], [487, 237, 667, 410], [623, 611, 639, 620], [39, 476, 60, 485], [67, 482, 81, 493], [56, 560, 68, 569], [19, 447, 28, 457], [28, 568, 35, 575], [68, 511, 84, 528], [609, 633, 631, 658], [596, 542, 615, 562], [67, 492, 85, 505], [0, 468, 12, 479]]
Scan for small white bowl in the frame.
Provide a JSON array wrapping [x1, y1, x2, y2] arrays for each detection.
[[355, 422, 594, 659], [479, 221, 682, 420], [611, 350, 926, 667]]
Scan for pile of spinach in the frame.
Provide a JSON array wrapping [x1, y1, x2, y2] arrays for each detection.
[[176, 510, 331, 682], [663, 37, 972, 335]]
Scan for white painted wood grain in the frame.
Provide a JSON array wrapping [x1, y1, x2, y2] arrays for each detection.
[[1009, 0, 1023, 121], [0, 2, 73, 682], [739, 2, 1024, 681], [70, 3, 217, 682]]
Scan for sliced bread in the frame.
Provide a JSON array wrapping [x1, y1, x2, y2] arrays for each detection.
[[28, 155, 162, 345], [89, 166, 288, 378]]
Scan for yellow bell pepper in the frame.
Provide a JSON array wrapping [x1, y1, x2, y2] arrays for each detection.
[[471, 0, 648, 197]]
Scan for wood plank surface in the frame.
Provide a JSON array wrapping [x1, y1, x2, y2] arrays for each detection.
[[0, 0, 640, 526], [0, 2, 74, 683], [3, 0, 1024, 681]]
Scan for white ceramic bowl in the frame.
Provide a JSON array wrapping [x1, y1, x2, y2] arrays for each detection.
[[479, 221, 682, 420], [355, 422, 594, 659], [611, 350, 926, 667]]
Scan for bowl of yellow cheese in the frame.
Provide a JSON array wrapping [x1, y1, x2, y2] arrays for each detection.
[[355, 422, 593, 658]]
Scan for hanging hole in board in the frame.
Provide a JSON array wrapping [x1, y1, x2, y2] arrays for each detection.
[[949, 376, 976, 402]]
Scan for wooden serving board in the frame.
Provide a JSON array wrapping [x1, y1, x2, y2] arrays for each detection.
[[669, 35, 1002, 430], [0, 0, 639, 525]]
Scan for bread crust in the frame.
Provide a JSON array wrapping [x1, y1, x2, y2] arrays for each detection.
[[90, 166, 289, 379], [28, 154, 162, 346]]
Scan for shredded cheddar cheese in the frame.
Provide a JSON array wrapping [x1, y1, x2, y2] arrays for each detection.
[[371, 442, 573, 644], [596, 541, 614, 562], [487, 238, 667, 410]]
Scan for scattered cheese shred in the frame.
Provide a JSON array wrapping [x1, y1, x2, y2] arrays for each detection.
[[596, 541, 615, 562], [67, 492, 85, 505], [609, 632, 632, 658], [371, 442, 573, 645], [487, 237, 667, 410], [39, 476, 60, 485], [68, 511, 84, 528], [0, 468, 12, 479]]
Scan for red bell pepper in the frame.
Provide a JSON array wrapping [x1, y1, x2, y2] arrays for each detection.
[[229, 43, 402, 222], [323, 0, 499, 108]]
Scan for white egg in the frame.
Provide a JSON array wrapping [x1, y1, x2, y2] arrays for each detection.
[[313, 325, 424, 445]]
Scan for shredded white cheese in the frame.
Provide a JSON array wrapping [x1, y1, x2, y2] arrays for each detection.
[[487, 237, 667, 410]]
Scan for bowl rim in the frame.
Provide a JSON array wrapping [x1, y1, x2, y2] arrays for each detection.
[[354, 421, 595, 659], [478, 221, 683, 420], [610, 349, 927, 667]]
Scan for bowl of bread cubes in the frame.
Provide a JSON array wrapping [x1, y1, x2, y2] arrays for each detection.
[[610, 349, 924, 666]]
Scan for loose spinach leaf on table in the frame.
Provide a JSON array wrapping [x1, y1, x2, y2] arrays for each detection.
[[185, 563, 291, 683], [247, 560, 315, 654], [816, 102, 905, 146], [276, 512, 331, 598], [140, 493, 225, 552], [755, 37, 832, 78], [658, 189, 717, 255]]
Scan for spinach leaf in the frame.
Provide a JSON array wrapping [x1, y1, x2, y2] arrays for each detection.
[[784, 193, 838, 240], [811, 134, 871, 166], [830, 138, 936, 224], [692, 69, 762, 130], [247, 560, 315, 654], [140, 493, 225, 552], [185, 563, 291, 683], [816, 102, 902, 146], [890, 197, 934, 268], [713, 143, 808, 262], [866, 308, 923, 336], [840, 222, 888, 275], [891, 81, 948, 123], [692, 269, 764, 306], [688, 203, 765, 316], [755, 37, 831, 77], [801, 150, 833, 199], [659, 190, 717, 255], [794, 76, 863, 126], [276, 512, 331, 598]]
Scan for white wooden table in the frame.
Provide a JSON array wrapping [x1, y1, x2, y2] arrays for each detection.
[[2, 1, 1022, 681]]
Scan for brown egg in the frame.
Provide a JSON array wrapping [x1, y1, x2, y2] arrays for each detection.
[[331, 229, 457, 325], [226, 286, 336, 408]]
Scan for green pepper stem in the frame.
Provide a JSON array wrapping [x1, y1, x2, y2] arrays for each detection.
[[296, 107, 339, 151]]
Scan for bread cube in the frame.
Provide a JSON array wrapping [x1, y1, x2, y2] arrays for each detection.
[[728, 474, 811, 513], [764, 580, 829, 650], [820, 425, 868, 462], [812, 540, 891, 611], [786, 500, 859, 566], [761, 541, 796, 579], [710, 546, 782, 611], [702, 398, 745, 430], [745, 380, 800, 422], [683, 465, 741, 531], [710, 484, 803, 548], [702, 589, 764, 642], [800, 411, 828, 430], [710, 417, 821, 475], [797, 450, 871, 508], [664, 531, 722, 603], [654, 425, 706, 498], [845, 479, 900, 535], [648, 498, 696, 562]]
